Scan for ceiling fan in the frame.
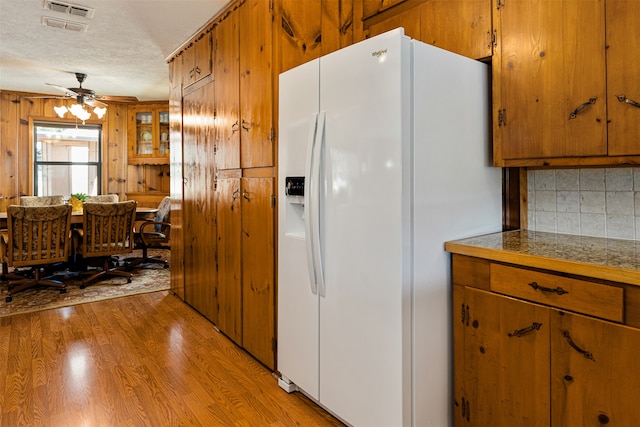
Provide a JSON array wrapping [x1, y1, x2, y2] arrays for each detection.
[[27, 72, 138, 107]]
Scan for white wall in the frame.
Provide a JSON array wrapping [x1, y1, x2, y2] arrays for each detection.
[[527, 168, 640, 240]]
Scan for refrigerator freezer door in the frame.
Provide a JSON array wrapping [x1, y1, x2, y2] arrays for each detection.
[[318, 29, 412, 427], [277, 59, 321, 400]]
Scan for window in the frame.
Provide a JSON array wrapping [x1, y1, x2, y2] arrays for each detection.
[[33, 121, 102, 197]]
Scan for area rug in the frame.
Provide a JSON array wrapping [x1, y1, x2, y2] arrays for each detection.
[[0, 249, 170, 317]]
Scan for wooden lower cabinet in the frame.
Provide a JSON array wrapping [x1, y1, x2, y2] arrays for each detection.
[[453, 255, 640, 426], [215, 174, 275, 369], [551, 311, 640, 426]]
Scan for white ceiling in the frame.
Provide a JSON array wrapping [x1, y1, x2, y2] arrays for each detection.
[[0, 0, 230, 101]]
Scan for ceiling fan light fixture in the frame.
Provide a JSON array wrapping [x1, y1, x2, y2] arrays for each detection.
[[54, 105, 68, 118], [93, 106, 107, 119]]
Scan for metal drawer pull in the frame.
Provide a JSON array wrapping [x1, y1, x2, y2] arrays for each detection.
[[616, 94, 640, 109], [508, 322, 542, 338], [528, 281, 568, 295], [569, 97, 597, 119], [562, 329, 595, 361]]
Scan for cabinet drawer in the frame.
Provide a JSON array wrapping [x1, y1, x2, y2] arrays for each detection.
[[490, 264, 624, 322]]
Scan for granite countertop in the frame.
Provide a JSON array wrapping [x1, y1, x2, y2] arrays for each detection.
[[445, 229, 640, 286]]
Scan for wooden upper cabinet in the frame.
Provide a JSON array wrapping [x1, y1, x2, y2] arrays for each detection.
[[494, 0, 606, 164], [363, 0, 492, 60], [278, 0, 354, 74], [182, 31, 213, 88], [239, 0, 274, 169], [494, 0, 640, 166], [606, 0, 640, 156], [127, 103, 170, 165], [362, 0, 407, 19], [420, 0, 492, 60], [214, 11, 241, 171]]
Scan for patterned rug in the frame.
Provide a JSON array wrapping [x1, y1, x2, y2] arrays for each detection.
[[0, 249, 170, 317]]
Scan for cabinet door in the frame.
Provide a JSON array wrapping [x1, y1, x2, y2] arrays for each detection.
[[494, 0, 606, 162], [606, 1, 640, 156], [183, 32, 213, 87], [239, 0, 274, 168], [278, 0, 353, 73], [214, 11, 241, 171], [216, 177, 242, 344], [551, 310, 640, 426], [169, 60, 185, 300], [463, 288, 550, 426], [241, 177, 275, 369], [420, 0, 492, 60], [182, 82, 218, 322]]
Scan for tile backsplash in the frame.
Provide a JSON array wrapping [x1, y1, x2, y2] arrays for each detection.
[[528, 168, 640, 240]]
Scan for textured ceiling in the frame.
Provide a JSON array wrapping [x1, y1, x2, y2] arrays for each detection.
[[0, 0, 230, 101]]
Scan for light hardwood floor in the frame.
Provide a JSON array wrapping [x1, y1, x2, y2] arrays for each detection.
[[0, 291, 344, 426]]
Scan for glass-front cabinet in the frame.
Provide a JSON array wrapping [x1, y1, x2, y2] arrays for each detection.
[[128, 102, 170, 165]]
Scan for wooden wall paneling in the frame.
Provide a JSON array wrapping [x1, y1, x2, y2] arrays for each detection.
[[0, 92, 20, 211], [239, 0, 274, 169], [19, 97, 42, 200], [241, 176, 275, 369], [216, 175, 243, 344], [169, 59, 185, 300], [182, 81, 218, 322], [214, 10, 241, 171], [105, 103, 127, 198], [278, 0, 322, 74], [321, 0, 355, 56]]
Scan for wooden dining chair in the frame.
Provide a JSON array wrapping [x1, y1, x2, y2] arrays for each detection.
[[85, 194, 119, 203], [20, 195, 65, 206], [0, 204, 72, 302], [74, 201, 136, 288]]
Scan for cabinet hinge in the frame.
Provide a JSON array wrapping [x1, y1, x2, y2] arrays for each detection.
[[497, 0, 505, 9], [214, 143, 218, 154], [271, 195, 276, 208], [491, 29, 497, 49], [269, 0, 274, 12], [461, 303, 470, 326], [270, 127, 276, 142], [498, 109, 507, 127], [462, 397, 471, 422]]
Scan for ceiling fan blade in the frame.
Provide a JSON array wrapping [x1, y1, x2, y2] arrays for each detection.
[[46, 82, 76, 95], [95, 95, 139, 102], [84, 98, 107, 108]]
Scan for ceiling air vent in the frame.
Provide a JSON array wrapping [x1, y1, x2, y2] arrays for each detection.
[[41, 16, 89, 32], [43, 0, 95, 19]]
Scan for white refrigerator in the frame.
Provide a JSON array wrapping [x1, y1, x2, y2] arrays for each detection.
[[277, 28, 501, 427]]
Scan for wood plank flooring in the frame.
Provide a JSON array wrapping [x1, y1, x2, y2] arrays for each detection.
[[0, 291, 344, 426]]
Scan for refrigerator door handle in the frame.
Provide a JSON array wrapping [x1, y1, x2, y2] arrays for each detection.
[[304, 113, 319, 295], [313, 111, 326, 297]]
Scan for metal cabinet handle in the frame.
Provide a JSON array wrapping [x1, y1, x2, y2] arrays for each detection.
[[508, 322, 542, 338], [562, 329, 595, 361], [232, 188, 240, 201], [569, 97, 598, 119], [242, 189, 250, 201], [528, 281, 568, 295], [616, 94, 640, 109], [241, 119, 250, 131], [231, 120, 239, 134]]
